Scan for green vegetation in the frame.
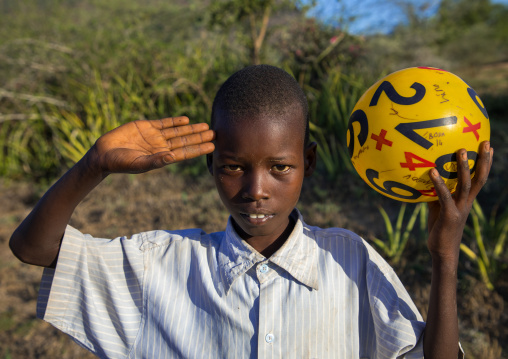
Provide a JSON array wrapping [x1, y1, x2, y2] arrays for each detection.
[[2, 0, 507, 180], [461, 199, 508, 290], [373, 203, 425, 265], [0, 310, 16, 332]]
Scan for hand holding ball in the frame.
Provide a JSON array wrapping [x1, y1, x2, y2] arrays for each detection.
[[347, 67, 490, 203]]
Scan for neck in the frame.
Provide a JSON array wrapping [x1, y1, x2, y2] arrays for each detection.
[[233, 216, 296, 258]]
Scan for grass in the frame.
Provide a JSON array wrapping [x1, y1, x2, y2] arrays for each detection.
[[0, 0, 241, 179], [372, 203, 425, 265], [461, 199, 508, 290], [0, 311, 16, 332]]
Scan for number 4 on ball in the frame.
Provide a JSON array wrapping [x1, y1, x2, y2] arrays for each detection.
[[400, 152, 436, 171]]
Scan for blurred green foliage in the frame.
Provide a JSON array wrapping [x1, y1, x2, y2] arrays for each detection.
[[0, 0, 244, 178], [0, 0, 507, 182], [208, 0, 302, 64], [373, 203, 425, 265], [0, 0, 364, 179], [461, 199, 508, 291], [365, 0, 508, 73]]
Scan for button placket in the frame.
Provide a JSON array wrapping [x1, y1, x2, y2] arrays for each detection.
[[259, 263, 269, 273], [257, 262, 271, 283], [256, 263, 281, 357]]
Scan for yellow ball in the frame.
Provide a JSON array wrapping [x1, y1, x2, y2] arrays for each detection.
[[347, 67, 490, 203]]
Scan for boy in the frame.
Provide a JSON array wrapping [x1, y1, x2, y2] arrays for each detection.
[[10, 65, 493, 358]]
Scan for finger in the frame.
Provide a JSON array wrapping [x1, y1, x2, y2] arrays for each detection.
[[167, 130, 215, 150], [429, 168, 454, 209], [453, 148, 472, 205], [155, 116, 190, 129], [470, 141, 493, 198], [161, 123, 211, 140], [163, 143, 215, 163], [127, 142, 215, 171], [426, 200, 441, 233]]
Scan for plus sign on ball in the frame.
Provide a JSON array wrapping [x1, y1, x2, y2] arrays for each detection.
[[347, 67, 490, 203]]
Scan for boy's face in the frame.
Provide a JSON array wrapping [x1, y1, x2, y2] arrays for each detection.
[[208, 108, 316, 248]]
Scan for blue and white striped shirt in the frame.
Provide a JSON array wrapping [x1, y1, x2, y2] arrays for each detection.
[[38, 210, 426, 358]]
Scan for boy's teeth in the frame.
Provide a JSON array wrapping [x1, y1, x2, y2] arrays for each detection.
[[249, 214, 266, 219]]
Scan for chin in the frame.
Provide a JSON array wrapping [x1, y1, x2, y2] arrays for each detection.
[[232, 214, 290, 240]]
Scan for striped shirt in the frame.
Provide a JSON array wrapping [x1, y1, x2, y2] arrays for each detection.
[[38, 209, 426, 358]]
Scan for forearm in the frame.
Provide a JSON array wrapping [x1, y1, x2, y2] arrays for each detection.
[[423, 256, 460, 359], [9, 147, 105, 267]]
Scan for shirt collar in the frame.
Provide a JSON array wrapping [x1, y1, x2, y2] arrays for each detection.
[[217, 209, 319, 295]]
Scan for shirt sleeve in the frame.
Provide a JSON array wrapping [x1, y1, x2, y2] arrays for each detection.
[[367, 264, 425, 358], [37, 225, 145, 358], [363, 243, 465, 359], [360, 241, 423, 359]]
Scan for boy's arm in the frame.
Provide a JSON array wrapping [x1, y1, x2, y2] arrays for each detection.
[[423, 141, 493, 358], [9, 116, 215, 268]]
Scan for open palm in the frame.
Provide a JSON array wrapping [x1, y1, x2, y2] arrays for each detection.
[[93, 116, 215, 174]]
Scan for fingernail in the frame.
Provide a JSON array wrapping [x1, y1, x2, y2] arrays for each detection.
[[461, 151, 467, 161], [485, 142, 490, 151], [430, 168, 438, 177]]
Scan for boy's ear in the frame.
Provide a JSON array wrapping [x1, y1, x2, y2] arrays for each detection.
[[206, 153, 214, 176], [304, 141, 318, 177]]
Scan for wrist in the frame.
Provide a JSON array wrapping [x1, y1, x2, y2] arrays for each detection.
[[431, 253, 459, 274], [80, 145, 108, 179], [428, 242, 461, 267]]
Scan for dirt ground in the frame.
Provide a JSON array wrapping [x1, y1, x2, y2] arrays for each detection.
[[0, 167, 506, 358]]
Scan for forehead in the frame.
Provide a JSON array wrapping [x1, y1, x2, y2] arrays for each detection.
[[214, 111, 305, 158], [214, 105, 305, 136]]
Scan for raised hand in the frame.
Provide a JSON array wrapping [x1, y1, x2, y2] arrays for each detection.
[[427, 141, 494, 261], [9, 116, 215, 267], [91, 116, 215, 174], [422, 141, 493, 358]]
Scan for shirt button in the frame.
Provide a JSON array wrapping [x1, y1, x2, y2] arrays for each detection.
[[265, 333, 275, 343], [259, 263, 269, 273]]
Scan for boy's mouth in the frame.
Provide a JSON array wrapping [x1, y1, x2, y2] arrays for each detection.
[[239, 212, 275, 224], [244, 213, 270, 219]]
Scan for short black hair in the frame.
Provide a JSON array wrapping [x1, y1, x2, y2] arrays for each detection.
[[211, 65, 310, 146]]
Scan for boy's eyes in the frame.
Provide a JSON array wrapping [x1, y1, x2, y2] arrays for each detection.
[[272, 164, 291, 173], [222, 164, 291, 173], [223, 165, 242, 172]]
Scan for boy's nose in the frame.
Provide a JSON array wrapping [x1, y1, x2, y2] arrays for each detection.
[[241, 170, 270, 201]]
